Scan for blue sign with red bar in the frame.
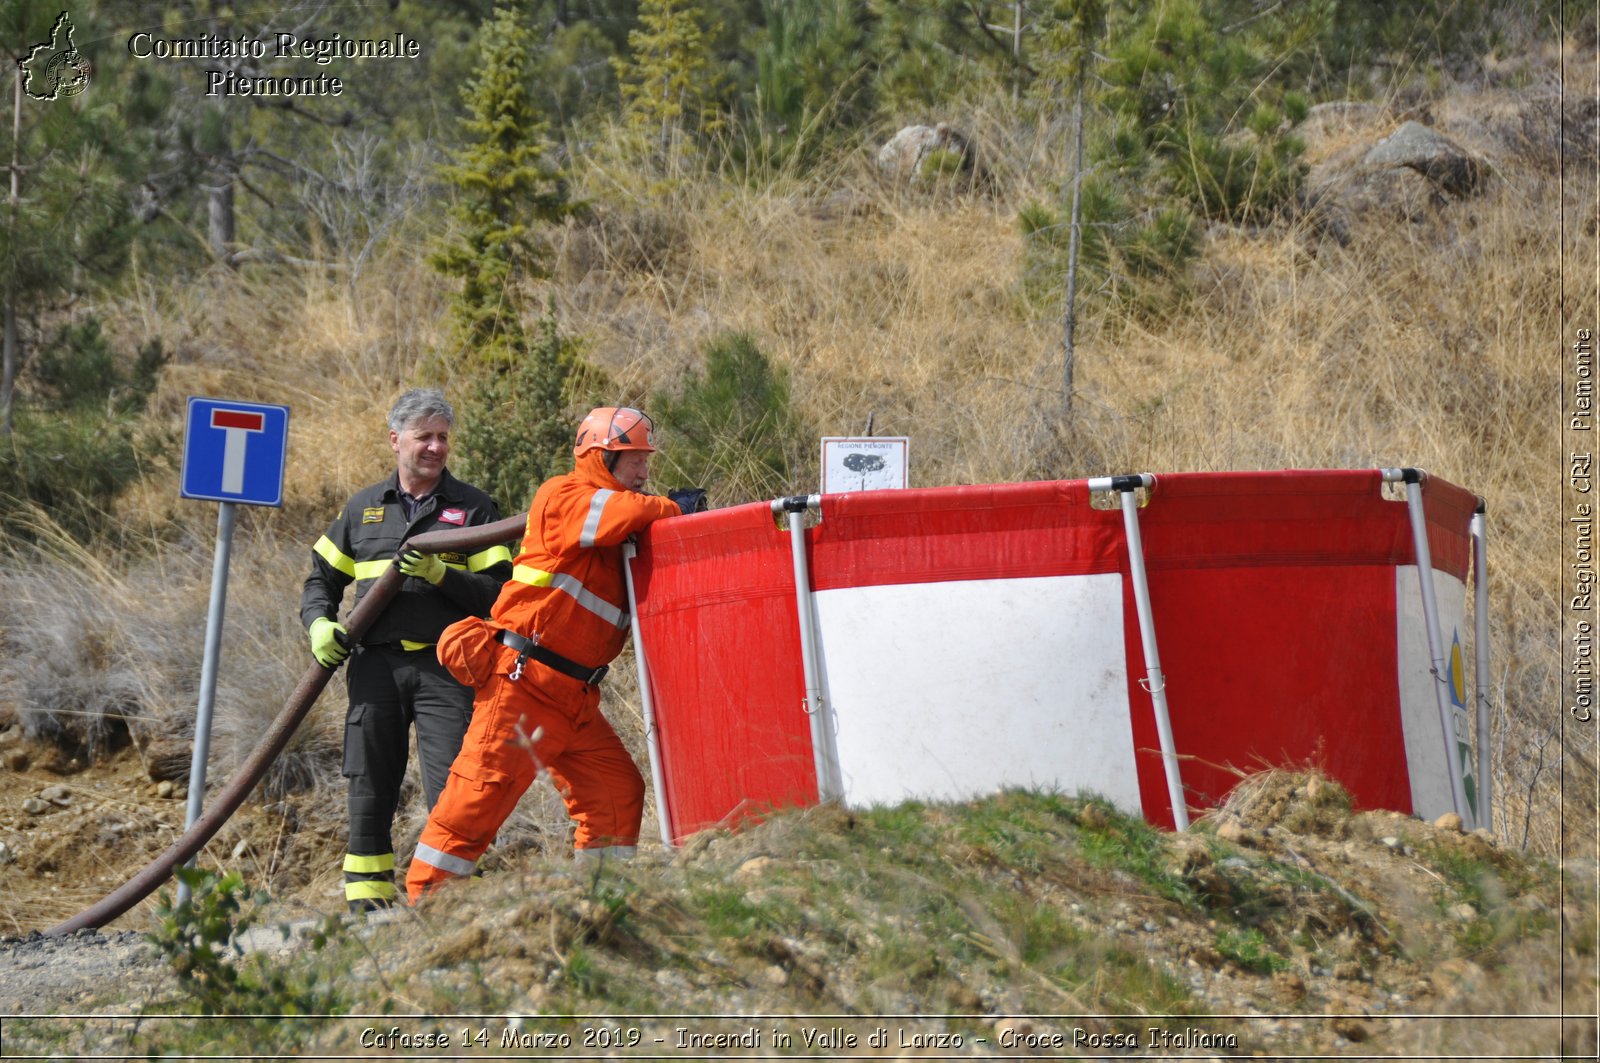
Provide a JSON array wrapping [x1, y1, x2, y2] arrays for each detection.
[[180, 397, 290, 506]]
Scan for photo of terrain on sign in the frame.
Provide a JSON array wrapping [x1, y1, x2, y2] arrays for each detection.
[[0, 2, 1591, 1060]]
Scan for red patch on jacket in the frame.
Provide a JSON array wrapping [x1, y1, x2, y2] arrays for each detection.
[[439, 508, 466, 525]]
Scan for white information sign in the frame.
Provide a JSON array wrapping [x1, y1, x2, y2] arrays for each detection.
[[821, 436, 909, 494]]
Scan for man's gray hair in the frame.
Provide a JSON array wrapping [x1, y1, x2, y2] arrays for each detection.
[[388, 388, 454, 433]]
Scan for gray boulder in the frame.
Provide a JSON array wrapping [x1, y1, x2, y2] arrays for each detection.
[[1295, 112, 1496, 243], [1363, 120, 1486, 197], [876, 123, 981, 184]]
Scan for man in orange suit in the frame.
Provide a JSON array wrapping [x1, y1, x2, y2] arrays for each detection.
[[407, 406, 703, 900]]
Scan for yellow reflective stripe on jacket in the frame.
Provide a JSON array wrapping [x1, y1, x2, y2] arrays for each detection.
[[399, 639, 433, 652], [511, 565, 627, 628], [343, 852, 395, 874], [513, 564, 554, 591], [351, 547, 509, 583], [468, 544, 514, 572], [314, 535, 356, 578], [353, 557, 391, 581]]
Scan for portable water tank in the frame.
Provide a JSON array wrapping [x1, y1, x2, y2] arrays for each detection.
[[626, 469, 1485, 841]]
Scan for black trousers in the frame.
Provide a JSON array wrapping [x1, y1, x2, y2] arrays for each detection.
[[341, 645, 474, 904]]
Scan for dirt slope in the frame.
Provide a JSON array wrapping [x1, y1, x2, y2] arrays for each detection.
[[0, 759, 1592, 1059]]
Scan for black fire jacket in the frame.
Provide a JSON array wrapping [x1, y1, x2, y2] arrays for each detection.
[[300, 468, 514, 648]]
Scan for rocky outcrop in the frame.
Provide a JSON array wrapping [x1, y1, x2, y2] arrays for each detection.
[[876, 123, 982, 185], [1292, 86, 1582, 243], [1295, 107, 1487, 242]]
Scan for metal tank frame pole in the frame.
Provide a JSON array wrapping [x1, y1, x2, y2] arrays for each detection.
[[774, 495, 843, 804], [1383, 467, 1471, 826], [1471, 500, 1493, 833], [178, 501, 237, 906], [1089, 474, 1189, 831], [622, 541, 674, 848]]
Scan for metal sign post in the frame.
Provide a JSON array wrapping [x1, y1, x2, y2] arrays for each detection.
[[177, 398, 290, 903]]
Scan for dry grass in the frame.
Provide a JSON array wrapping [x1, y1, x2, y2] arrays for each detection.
[[0, 505, 339, 791]]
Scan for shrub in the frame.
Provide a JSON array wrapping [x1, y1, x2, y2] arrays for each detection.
[[2, 319, 166, 541], [148, 867, 343, 1021], [653, 332, 803, 503], [2, 408, 146, 542], [29, 318, 163, 414]]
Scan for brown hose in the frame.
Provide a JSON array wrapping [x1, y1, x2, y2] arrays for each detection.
[[44, 514, 527, 936]]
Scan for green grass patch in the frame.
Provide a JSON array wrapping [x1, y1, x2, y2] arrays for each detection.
[[954, 789, 1081, 874], [1054, 941, 1200, 1016], [1076, 807, 1200, 908], [855, 800, 936, 849], [1423, 844, 1558, 961], [690, 882, 782, 940], [1215, 926, 1289, 974]]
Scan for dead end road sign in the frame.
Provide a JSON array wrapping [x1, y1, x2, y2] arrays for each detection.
[[180, 397, 290, 507], [175, 396, 291, 902]]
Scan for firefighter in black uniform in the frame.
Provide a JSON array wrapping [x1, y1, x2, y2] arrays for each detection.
[[301, 388, 514, 911]]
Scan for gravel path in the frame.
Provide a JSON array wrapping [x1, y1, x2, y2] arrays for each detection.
[[0, 908, 396, 1021], [0, 928, 173, 1015]]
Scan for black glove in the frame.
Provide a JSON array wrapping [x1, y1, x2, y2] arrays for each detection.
[[667, 487, 709, 515]]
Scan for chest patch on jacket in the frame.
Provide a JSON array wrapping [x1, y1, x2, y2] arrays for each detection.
[[362, 507, 385, 524], [439, 507, 466, 525]]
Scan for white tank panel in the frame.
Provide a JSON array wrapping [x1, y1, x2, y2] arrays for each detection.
[[810, 573, 1142, 814]]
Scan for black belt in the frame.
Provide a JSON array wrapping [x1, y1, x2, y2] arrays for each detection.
[[496, 629, 609, 685]]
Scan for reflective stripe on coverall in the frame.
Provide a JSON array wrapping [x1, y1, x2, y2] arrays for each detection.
[[406, 450, 679, 900]]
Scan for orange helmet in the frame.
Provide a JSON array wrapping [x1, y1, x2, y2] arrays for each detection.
[[573, 406, 656, 456]]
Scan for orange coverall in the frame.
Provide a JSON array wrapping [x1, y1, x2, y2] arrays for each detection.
[[406, 449, 680, 900]]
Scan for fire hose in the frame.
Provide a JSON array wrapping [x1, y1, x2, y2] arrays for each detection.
[[44, 514, 528, 937]]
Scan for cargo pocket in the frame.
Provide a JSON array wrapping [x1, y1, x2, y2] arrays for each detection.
[[341, 704, 367, 778], [434, 760, 524, 847]]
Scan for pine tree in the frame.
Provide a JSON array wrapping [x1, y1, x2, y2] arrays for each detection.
[[1095, 0, 1309, 224], [612, 0, 725, 170], [0, 4, 135, 436], [432, 1, 575, 508], [1041, 0, 1106, 416], [432, 0, 571, 360], [451, 306, 578, 512], [655, 332, 801, 501], [753, 0, 871, 166], [867, 0, 1020, 114], [1024, 0, 1313, 330]]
